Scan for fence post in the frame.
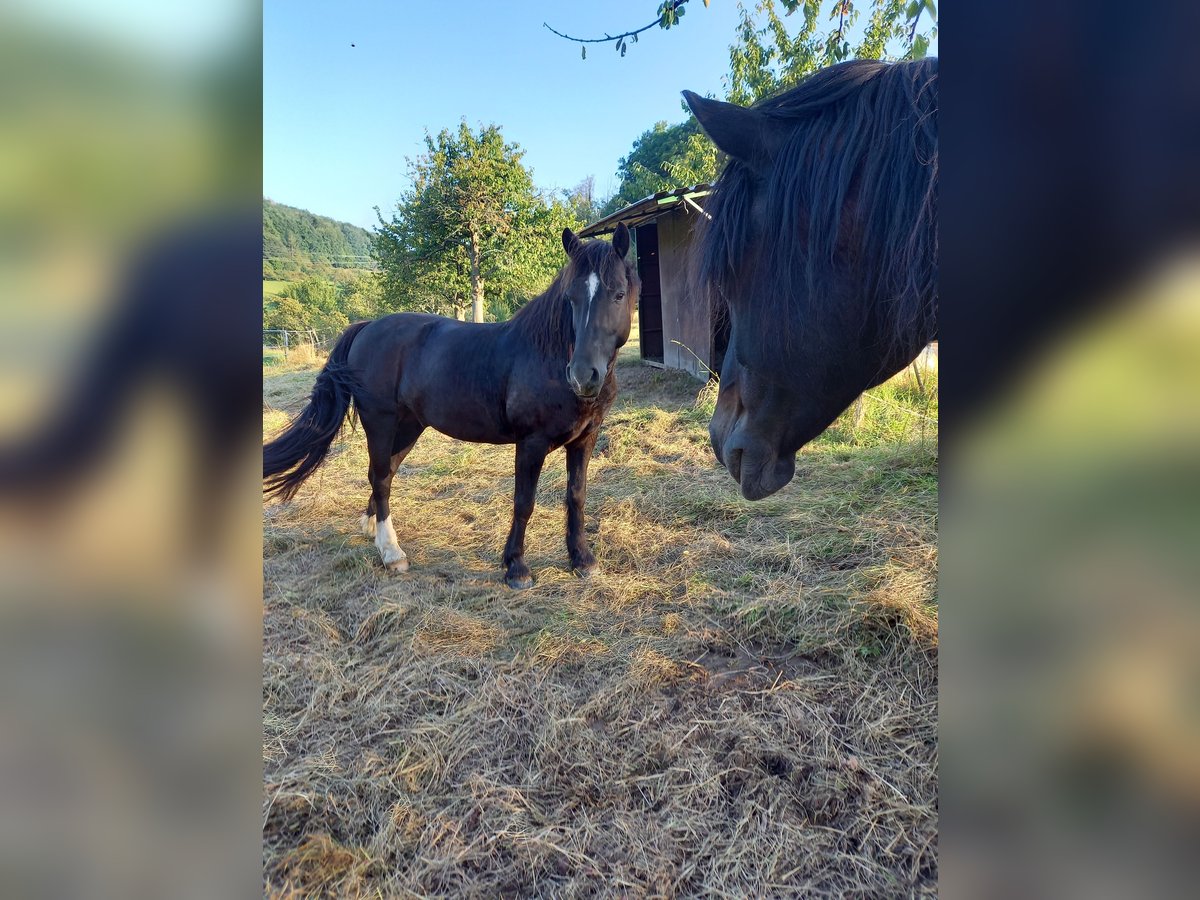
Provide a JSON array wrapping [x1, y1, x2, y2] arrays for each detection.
[[283, 329, 289, 360]]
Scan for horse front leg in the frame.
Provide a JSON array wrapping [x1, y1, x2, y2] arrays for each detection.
[[503, 438, 548, 589], [565, 431, 600, 577]]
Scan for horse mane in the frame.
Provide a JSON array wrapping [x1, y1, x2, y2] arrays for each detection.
[[693, 57, 938, 357], [509, 239, 636, 359]]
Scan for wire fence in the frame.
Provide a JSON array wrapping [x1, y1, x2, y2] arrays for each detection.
[[263, 328, 325, 360], [850, 341, 938, 436]]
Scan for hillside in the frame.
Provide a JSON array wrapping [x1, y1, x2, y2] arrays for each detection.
[[263, 198, 376, 281]]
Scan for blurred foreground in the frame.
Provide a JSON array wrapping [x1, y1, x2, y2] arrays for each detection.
[[940, 3, 1200, 895], [942, 258, 1200, 896], [0, 3, 262, 896]]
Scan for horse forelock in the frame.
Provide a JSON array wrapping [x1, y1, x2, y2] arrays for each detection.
[[572, 240, 634, 290], [692, 58, 938, 362]]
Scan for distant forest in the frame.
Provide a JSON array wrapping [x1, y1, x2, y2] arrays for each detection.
[[263, 198, 375, 280]]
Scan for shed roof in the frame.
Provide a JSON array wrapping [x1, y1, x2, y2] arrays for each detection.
[[578, 184, 711, 238]]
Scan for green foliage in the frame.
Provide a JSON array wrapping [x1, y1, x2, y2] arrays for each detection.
[[263, 273, 386, 343], [563, 176, 605, 227], [289, 277, 348, 339], [375, 121, 584, 322], [263, 197, 374, 281], [560, 0, 931, 67], [488, 197, 581, 321], [658, 0, 688, 29], [728, 0, 931, 106], [262, 294, 308, 336], [599, 1, 934, 216], [815, 364, 938, 450], [601, 119, 719, 216]]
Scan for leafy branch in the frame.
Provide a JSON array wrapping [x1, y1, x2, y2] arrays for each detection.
[[543, 0, 702, 59], [905, 0, 936, 58]]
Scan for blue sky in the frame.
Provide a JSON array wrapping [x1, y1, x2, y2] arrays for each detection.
[[264, 1, 934, 229]]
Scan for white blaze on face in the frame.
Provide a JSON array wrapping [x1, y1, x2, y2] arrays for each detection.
[[375, 514, 408, 570], [583, 272, 599, 332]]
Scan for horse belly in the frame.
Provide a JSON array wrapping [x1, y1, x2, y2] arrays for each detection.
[[426, 413, 515, 445], [402, 371, 515, 444]]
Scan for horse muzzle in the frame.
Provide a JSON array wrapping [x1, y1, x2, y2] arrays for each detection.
[[713, 420, 797, 501], [566, 363, 604, 399]]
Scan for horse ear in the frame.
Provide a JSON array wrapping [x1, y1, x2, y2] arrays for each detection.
[[611, 222, 630, 260], [683, 90, 776, 169], [562, 227, 584, 259]]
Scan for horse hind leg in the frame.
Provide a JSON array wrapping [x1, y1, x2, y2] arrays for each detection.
[[362, 421, 422, 538], [365, 416, 423, 571], [360, 506, 377, 538]]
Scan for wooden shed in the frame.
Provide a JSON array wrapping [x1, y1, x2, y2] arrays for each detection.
[[580, 184, 724, 380]]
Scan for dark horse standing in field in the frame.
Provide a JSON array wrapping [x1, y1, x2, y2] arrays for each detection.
[[264, 224, 638, 589], [683, 58, 937, 500]]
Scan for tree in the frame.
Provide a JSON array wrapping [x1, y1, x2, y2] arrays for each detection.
[[291, 277, 349, 340], [543, 0, 935, 63], [338, 273, 385, 323], [599, 1, 933, 211], [564, 177, 604, 226], [602, 119, 719, 216], [374, 195, 471, 320], [487, 195, 581, 320], [375, 122, 584, 322], [727, 0, 928, 106], [262, 273, 386, 342], [263, 294, 308, 336]]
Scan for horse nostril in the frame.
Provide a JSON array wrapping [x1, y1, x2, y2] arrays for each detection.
[[590, 367, 600, 384]]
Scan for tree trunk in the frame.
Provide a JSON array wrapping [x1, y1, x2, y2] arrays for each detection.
[[468, 226, 485, 323]]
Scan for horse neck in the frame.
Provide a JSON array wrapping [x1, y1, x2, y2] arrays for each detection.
[[503, 284, 572, 362]]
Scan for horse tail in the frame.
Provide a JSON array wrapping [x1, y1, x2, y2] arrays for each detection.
[[263, 320, 370, 502], [0, 294, 150, 498]]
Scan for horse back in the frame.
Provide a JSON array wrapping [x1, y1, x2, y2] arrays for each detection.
[[342, 313, 516, 441], [342, 311, 611, 448]]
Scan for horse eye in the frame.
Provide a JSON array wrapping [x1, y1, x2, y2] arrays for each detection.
[[614, 291, 626, 302]]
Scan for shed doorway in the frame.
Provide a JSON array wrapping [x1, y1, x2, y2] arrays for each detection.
[[635, 223, 664, 364]]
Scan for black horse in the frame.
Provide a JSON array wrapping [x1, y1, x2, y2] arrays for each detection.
[[263, 224, 638, 589], [683, 58, 937, 500]]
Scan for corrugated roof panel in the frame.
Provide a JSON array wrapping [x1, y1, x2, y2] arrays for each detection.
[[578, 184, 711, 237]]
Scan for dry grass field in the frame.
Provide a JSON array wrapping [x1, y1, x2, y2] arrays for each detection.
[[263, 336, 938, 897]]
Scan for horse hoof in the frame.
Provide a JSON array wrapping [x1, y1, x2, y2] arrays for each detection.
[[505, 574, 534, 590], [385, 556, 409, 573], [574, 562, 601, 578]]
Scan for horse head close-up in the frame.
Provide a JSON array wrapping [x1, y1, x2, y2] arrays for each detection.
[[684, 58, 938, 500], [562, 223, 635, 399]]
